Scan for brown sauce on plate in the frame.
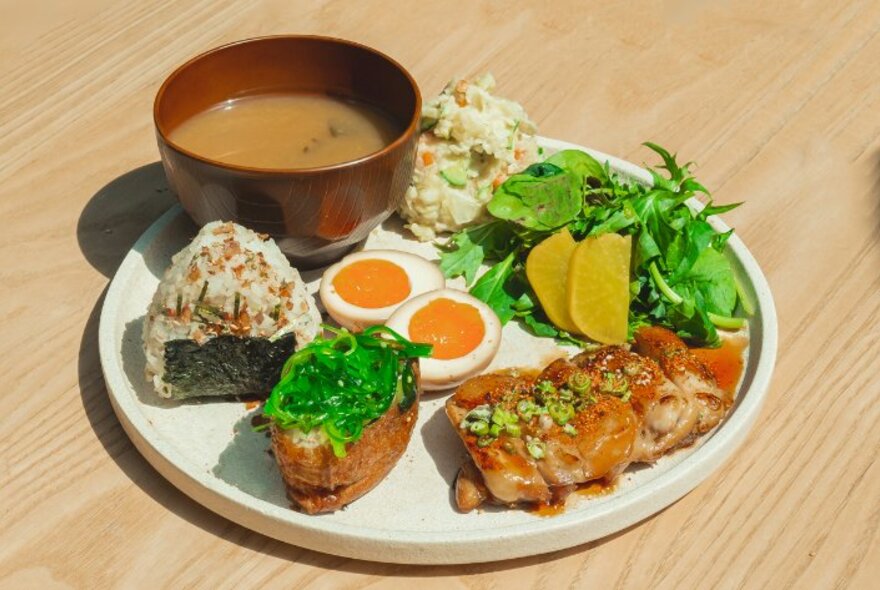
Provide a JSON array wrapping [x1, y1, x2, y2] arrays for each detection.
[[692, 337, 747, 394], [529, 479, 617, 517]]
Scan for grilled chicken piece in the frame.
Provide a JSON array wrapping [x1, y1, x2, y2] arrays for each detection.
[[454, 460, 491, 512], [533, 359, 638, 482], [270, 364, 420, 514], [446, 363, 638, 510], [447, 337, 740, 512], [572, 347, 699, 461], [448, 330, 740, 512], [446, 373, 552, 505], [634, 326, 731, 435]]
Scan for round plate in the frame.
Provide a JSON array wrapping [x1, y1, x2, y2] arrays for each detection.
[[98, 138, 777, 564]]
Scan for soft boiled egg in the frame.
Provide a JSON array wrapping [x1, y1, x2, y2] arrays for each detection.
[[320, 250, 445, 331], [385, 289, 502, 390]]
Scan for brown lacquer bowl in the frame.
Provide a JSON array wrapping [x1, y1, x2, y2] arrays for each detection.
[[154, 35, 421, 268]]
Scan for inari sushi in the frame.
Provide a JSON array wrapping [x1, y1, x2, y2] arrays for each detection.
[[143, 221, 321, 400]]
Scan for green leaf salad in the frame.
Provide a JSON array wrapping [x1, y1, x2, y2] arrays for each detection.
[[260, 326, 433, 457], [438, 143, 747, 347]]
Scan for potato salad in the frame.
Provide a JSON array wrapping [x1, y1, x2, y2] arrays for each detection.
[[400, 74, 539, 240]]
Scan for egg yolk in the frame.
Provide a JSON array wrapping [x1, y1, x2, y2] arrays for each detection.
[[408, 298, 485, 360], [333, 259, 411, 308]]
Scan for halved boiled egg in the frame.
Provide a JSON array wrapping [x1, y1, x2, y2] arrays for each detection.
[[320, 250, 445, 331], [385, 289, 502, 390]]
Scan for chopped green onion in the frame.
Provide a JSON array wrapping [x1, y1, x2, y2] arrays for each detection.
[[535, 380, 557, 404], [491, 407, 518, 426], [573, 397, 590, 411], [517, 399, 537, 419], [548, 402, 574, 425], [602, 372, 622, 392], [505, 423, 522, 437], [536, 380, 556, 394], [462, 405, 492, 426], [568, 371, 591, 394], [469, 420, 489, 436], [563, 423, 578, 437], [477, 436, 494, 447], [600, 372, 632, 403], [526, 440, 546, 460]]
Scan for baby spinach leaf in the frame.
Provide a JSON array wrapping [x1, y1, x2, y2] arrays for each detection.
[[546, 149, 607, 184], [488, 163, 581, 231]]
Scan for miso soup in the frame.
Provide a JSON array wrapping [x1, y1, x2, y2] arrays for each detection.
[[169, 94, 401, 169]]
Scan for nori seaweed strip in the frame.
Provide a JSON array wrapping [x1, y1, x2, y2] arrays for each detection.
[[162, 333, 296, 399]]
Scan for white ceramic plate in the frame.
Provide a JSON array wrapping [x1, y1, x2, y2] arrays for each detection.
[[98, 138, 777, 564]]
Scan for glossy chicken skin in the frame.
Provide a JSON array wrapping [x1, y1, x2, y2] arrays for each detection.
[[634, 326, 732, 435], [572, 347, 699, 461], [532, 358, 638, 483], [446, 373, 552, 505], [448, 327, 736, 512], [446, 362, 639, 509]]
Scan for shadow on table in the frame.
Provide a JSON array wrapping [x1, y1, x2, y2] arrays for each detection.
[[77, 162, 176, 278], [76, 164, 660, 575]]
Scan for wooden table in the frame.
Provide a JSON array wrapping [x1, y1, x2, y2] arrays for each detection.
[[2, 0, 878, 587]]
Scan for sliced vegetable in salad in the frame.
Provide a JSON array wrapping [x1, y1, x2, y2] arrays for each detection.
[[438, 143, 745, 346], [260, 325, 433, 457]]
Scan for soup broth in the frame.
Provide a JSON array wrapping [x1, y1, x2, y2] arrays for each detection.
[[169, 94, 401, 169]]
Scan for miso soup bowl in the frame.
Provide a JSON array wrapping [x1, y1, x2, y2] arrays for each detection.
[[153, 35, 421, 268]]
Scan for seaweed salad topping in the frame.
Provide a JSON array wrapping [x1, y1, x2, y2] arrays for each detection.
[[261, 325, 433, 457]]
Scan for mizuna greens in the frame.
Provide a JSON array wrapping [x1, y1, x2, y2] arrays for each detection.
[[260, 325, 433, 457], [438, 143, 746, 347]]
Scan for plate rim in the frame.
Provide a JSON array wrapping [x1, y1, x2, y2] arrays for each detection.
[[98, 137, 778, 564]]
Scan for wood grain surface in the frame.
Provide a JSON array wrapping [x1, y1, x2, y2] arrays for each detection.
[[1, 0, 879, 588]]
